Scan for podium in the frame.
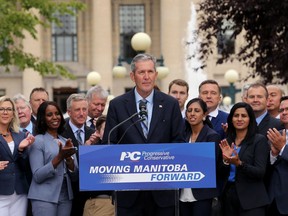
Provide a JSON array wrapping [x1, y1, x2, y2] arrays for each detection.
[[79, 143, 216, 215]]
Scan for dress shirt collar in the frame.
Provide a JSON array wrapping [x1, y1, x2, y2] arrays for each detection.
[[21, 121, 33, 134], [134, 88, 154, 104], [256, 110, 267, 125], [208, 108, 219, 119], [69, 120, 85, 133]]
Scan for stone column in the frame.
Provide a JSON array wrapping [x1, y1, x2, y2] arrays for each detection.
[[22, 9, 44, 99], [160, 0, 192, 90], [90, 0, 113, 91]]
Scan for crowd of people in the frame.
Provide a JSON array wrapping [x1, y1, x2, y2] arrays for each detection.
[[0, 53, 287, 216]]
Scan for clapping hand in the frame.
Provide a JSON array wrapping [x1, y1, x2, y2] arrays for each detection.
[[18, 134, 35, 152], [267, 128, 286, 156], [53, 138, 76, 169], [85, 131, 100, 145], [0, 161, 9, 170], [58, 138, 77, 160], [219, 139, 240, 166]]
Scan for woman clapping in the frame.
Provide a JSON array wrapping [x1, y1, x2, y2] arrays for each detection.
[[28, 101, 78, 216], [0, 96, 34, 216]]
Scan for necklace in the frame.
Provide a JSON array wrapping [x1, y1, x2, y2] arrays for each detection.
[[0, 132, 10, 137]]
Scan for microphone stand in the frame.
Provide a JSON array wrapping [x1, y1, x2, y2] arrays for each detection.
[[117, 118, 145, 144], [108, 112, 139, 145]]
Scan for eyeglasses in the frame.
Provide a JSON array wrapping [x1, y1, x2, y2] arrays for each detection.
[[0, 107, 14, 113]]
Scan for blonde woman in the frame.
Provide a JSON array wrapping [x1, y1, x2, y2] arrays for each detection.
[[0, 96, 35, 216]]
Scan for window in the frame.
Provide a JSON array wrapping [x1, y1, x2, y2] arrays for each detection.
[[119, 5, 145, 60], [217, 19, 235, 55], [52, 11, 78, 62], [0, 89, 6, 97]]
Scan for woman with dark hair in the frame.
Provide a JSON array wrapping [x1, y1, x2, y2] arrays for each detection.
[[220, 102, 269, 216], [28, 101, 78, 216], [179, 98, 228, 216], [0, 96, 35, 216], [95, 115, 106, 144]]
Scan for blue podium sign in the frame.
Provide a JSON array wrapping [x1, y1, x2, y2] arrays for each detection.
[[79, 143, 216, 191]]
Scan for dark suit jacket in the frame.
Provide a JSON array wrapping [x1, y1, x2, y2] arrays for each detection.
[[61, 121, 96, 216], [257, 112, 284, 137], [183, 124, 229, 200], [210, 110, 228, 140], [62, 120, 95, 160], [0, 131, 29, 195], [227, 134, 270, 210], [268, 140, 288, 214], [102, 89, 185, 208]]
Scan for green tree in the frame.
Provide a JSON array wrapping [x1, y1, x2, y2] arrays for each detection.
[[0, 0, 85, 79], [195, 0, 288, 84]]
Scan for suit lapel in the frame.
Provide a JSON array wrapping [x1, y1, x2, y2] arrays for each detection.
[[258, 113, 269, 131], [238, 138, 252, 158], [0, 136, 13, 159], [196, 125, 208, 142], [64, 123, 79, 148], [148, 91, 164, 139]]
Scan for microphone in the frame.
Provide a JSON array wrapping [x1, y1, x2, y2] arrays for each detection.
[[139, 100, 148, 120], [108, 112, 141, 145]]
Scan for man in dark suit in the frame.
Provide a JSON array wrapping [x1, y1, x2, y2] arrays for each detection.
[[102, 53, 185, 216], [86, 85, 109, 129], [267, 96, 288, 216], [29, 87, 49, 124], [61, 93, 114, 216], [13, 94, 35, 135], [12, 93, 36, 216], [198, 80, 228, 139], [246, 82, 283, 137]]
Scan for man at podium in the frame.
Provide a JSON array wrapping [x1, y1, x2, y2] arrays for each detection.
[[103, 53, 185, 216]]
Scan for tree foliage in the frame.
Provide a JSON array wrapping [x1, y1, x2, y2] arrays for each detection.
[[195, 0, 288, 84], [0, 0, 85, 79]]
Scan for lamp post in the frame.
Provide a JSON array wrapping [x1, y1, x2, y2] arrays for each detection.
[[112, 32, 169, 80], [87, 71, 101, 86], [224, 69, 241, 104]]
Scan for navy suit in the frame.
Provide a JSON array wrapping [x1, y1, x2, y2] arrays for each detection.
[[61, 121, 96, 216], [257, 112, 284, 137], [210, 110, 228, 140], [102, 89, 185, 213], [223, 134, 270, 211], [183, 124, 229, 200], [268, 142, 288, 214], [0, 131, 29, 195]]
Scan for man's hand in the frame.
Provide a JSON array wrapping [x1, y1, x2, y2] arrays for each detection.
[[267, 128, 286, 156], [85, 131, 100, 145]]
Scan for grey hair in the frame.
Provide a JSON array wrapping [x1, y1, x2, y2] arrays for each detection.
[[130, 53, 157, 72], [12, 94, 31, 110], [66, 93, 87, 110], [86, 85, 109, 102]]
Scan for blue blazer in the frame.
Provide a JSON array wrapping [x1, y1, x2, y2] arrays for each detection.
[[102, 89, 185, 208], [210, 110, 228, 140], [268, 142, 288, 214], [0, 131, 29, 195], [28, 133, 78, 203], [183, 124, 229, 200]]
